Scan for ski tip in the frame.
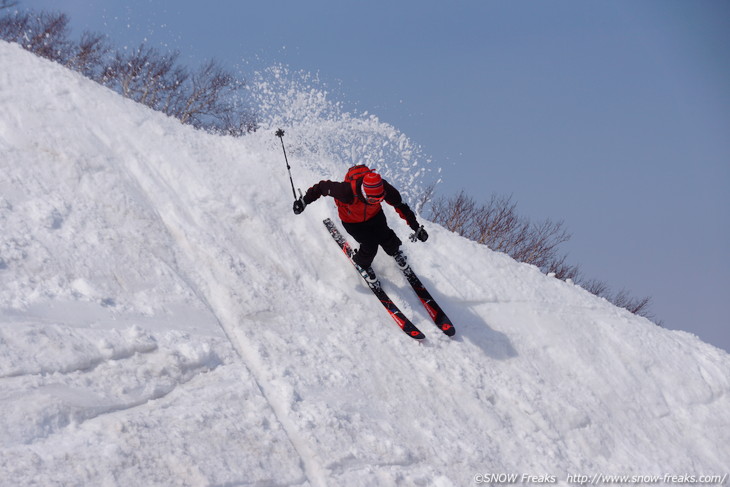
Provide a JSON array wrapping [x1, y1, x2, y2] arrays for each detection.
[[441, 323, 456, 337], [405, 328, 425, 340], [402, 327, 425, 340]]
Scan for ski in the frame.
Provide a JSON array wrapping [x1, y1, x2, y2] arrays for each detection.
[[323, 218, 425, 341], [397, 261, 456, 337]]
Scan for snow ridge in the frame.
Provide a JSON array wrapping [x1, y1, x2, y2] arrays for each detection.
[[1, 41, 729, 486]]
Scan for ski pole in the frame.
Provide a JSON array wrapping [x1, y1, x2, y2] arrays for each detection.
[[275, 129, 300, 200]]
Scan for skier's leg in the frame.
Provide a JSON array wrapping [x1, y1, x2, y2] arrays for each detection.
[[380, 226, 402, 257], [352, 241, 378, 269], [380, 227, 410, 269], [342, 220, 379, 269]]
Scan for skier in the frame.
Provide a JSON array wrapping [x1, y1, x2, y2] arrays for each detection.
[[293, 165, 428, 283]]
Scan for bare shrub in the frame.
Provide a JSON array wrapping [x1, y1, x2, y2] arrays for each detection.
[[66, 31, 110, 80], [100, 47, 254, 134], [428, 191, 577, 278], [424, 189, 655, 321], [0, 10, 72, 62], [171, 59, 239, 129], [579, 278, 609, 297], [1, 4, 257, 136], [101, 44, 187, 109], [611, 289, 653, 318]]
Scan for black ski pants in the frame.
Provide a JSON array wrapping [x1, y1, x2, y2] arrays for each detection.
[[343, 210, 401, 269]]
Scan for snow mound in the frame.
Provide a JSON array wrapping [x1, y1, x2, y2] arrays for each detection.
[[1, 41, 728, 486]]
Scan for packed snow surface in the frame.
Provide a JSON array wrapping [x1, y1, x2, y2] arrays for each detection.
[[1, 41, 728, 486]]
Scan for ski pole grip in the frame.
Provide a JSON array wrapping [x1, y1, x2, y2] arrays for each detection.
[[409, 225, 426, 242]]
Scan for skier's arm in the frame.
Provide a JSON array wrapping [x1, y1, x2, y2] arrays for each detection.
[[383, 180, 420, 230], [302, 180, 354, 205]]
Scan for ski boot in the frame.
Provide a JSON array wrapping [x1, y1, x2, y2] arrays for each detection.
[[393, 250, 409, 271], [355, 263, 378, 285], [352, 250, 378, 284]]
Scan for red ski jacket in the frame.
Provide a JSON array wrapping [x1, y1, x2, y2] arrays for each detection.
[[302, 178, 419, 227]]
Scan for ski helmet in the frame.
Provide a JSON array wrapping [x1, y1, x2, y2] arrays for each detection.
[[361, 172, 385, 204]]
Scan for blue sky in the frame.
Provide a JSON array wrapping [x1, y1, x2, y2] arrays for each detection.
[[19, 0, 730, 352]]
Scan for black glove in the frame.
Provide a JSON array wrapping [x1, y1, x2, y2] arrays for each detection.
[[293, 198, 306, 215], [409, 225, 428, 242]]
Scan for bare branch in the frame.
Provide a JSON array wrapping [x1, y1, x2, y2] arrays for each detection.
[[424, 188, 657, 322], [65, 31, 110, 80]]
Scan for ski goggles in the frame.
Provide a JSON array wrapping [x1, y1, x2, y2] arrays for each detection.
[[365, 192, 385, 204]]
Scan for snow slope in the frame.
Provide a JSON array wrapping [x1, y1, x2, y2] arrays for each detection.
[[1, 41, 728, 486]]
